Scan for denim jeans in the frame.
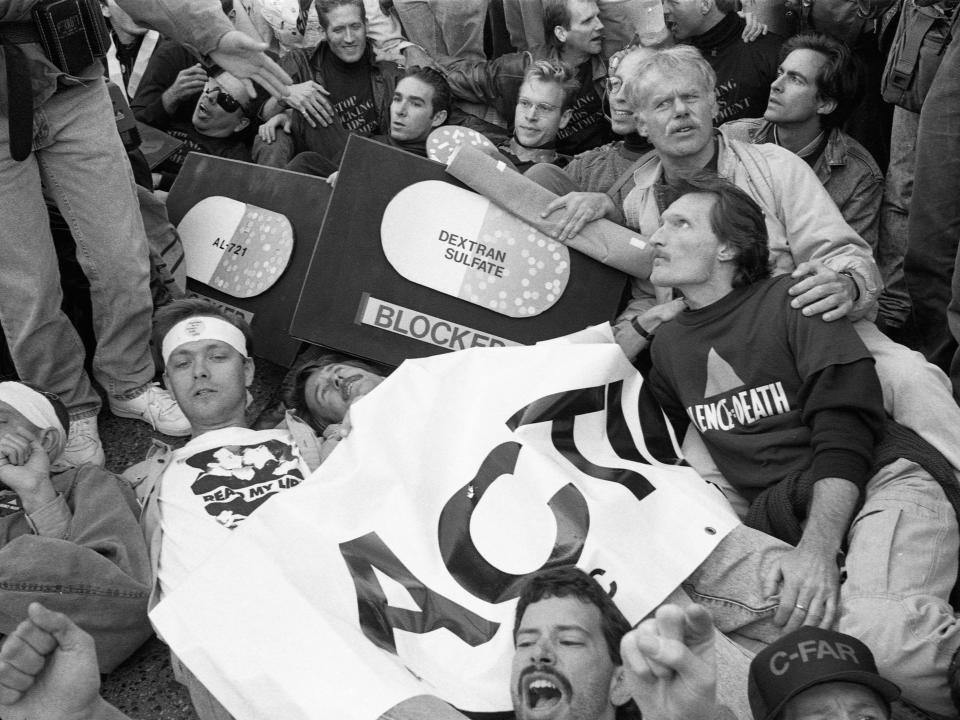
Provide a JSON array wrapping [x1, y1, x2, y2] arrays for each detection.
[[0, 466, 152, 673], [879, 106, 918, 332], [393, 0, 489, 61], [0, 77, 155, 417], [907, 31, 960, 381]]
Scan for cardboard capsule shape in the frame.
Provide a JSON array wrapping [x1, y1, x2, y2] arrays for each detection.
[[381, 180, 570, 318], [176, 196, 294, 298], [427, 125, 498, 166]]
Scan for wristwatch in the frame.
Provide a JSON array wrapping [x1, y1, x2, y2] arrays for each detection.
[[630, 316, 655, 342], [838, 270, 861, 302]]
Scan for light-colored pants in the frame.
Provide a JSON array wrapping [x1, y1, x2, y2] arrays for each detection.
[[393, 0, 489, 61], [0, 77, 154, 417], [841, 459, 960, 717], [855, 319, 960, 474], [876, 105, 916, 330]]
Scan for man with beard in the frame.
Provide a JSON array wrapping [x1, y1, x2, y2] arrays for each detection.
[[0, 568, 725, 720]]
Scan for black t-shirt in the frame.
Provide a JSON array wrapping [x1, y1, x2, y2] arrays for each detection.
[[321, 49, 379, 137], [555, 60, 612, 155], [688, 13, 783, 124], [649, 275, 881, 498]]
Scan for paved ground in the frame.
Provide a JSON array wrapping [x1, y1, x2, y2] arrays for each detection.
[[98, 356, 287, 719]]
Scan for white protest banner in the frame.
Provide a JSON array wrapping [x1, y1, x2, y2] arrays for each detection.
[[151, 340, 740, 720]]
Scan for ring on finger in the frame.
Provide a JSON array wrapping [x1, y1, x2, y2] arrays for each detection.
[[794, 603, 807, 611]]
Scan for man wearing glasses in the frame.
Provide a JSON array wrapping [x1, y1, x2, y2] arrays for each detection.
[[443, 0, 612, 156], [496, 60, 579, 173]]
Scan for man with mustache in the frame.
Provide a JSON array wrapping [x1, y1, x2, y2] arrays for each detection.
[[643, 174, 960, 717], [541, 46, 960, 504], [0, 568, 726, 720]]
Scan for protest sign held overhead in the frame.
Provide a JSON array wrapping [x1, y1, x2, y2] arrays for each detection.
[[152, 338, 740, 720]]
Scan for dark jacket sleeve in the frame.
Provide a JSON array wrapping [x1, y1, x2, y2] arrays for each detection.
[[647, 356, 692, 444], [799, 358, 885, 489], [131, 39, 200, 129], [441, 51, 531, 118]]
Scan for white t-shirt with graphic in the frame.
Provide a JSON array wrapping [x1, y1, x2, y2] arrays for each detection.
[[157, 427, 310, 599]]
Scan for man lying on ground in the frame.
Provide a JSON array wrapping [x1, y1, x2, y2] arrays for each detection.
[[536, 45, 960, 487], [124, 298, 324, 717], [0, 568, 724, 720], [644, 173, 960, 716], [0, 382, 151, 672]]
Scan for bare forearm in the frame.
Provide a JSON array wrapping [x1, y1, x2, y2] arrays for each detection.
[[800, 477, 858, 555]]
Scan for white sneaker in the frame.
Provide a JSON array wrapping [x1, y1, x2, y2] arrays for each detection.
[[57, 416, 106, 469], [110, 383, 191, 436]]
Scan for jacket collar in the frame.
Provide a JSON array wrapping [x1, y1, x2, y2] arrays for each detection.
[[751, 119, 849, 168], [633, 129, 730, 190]]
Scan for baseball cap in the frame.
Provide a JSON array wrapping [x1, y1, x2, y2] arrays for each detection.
[[748, 626, 900, 720]]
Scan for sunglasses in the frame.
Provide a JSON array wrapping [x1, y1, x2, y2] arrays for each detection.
[[203, 83, 245, 114]]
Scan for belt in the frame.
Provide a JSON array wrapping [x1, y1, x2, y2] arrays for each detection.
[[1, 22, 41, 44], [1, 22, 41, 161]]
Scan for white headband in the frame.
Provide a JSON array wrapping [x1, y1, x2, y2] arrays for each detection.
[[0, 382, 65, 439], [161, 316, 248, 366]]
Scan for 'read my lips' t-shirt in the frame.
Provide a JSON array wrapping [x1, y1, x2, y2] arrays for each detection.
[[157, 427, 310, 599]]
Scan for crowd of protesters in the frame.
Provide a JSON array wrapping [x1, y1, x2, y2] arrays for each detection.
[[1, 0, 960, 717]]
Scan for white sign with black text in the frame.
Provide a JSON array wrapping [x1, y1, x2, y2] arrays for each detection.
[[152, 338, 739, 720]]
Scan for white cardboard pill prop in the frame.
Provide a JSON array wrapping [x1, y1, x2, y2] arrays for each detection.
[[381, 181, 569, 318], [427, 125, 498, 166], [176, 196, 294, 298]]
